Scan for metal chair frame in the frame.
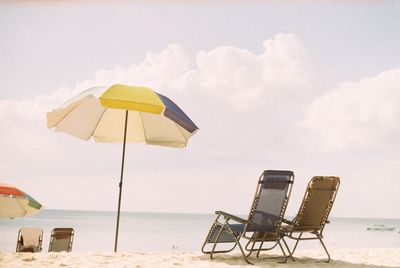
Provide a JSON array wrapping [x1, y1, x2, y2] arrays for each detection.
[[16, 227, 43, 253], [201, 170, 295, 264], [281, 176, 340, 262], [48, 227, 75, 252]]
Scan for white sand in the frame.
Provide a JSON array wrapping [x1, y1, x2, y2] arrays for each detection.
[[1, 248, 399, 268]]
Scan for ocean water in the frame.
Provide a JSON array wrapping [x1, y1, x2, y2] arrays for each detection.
[[1, 209, 399, 253]]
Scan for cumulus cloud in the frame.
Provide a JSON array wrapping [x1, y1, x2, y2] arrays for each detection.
[[66, 34, 315, 111], [74, 44, 191, 93], [2, 34, 399, 217], [0, 33, 318, 212], [192, 33, 315, 109], [299, 69, 400, 152]]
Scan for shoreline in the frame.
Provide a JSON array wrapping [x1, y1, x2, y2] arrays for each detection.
[[1, 248, 399, 267]]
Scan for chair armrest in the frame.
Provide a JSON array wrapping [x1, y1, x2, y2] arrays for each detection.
[[215, 211, 247, 224], [282, 218, 294, 224]]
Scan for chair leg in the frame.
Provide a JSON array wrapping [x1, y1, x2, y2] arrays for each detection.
[[245, 233, 278, 258], [246, 235, 287, 263], [201, 216, 220, 255], [202, 219, 246, 263], [237, 238, 252, 265], [256, 240, 264, 258], [224, 224, 252, 265], [317, 234, 331, 262], [255, 232, 268, 258], [245, 239, 257, 257], [284, 233, 330, 263], [209, 223, 227, 260], [255, 232, 278, 259], [246, 232, 285, 261], [281, 237, 295, 262], [16, 230, 22, 253], [289, 232, 303, 259], [39, 236, 43, 252], [277, 239, 288, 263], [202, 216, 237, 256]]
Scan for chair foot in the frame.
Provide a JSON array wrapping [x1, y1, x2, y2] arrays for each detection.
[[244, 258, 253, 265], [277, 256, 287, 264]]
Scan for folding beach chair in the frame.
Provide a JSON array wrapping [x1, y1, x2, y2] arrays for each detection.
[[16, 227, 43, 253], [48, 228, 74, 252], [201, 170, 295, 264], [280, 176, 340, 262]]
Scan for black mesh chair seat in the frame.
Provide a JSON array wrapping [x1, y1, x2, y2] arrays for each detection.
[[207, 223, 245, 243]]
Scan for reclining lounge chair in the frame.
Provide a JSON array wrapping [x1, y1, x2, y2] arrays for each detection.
[[16, 227, 43, 253], [201, 170, 295, 264], [280, 176, 340, 262], [48, 228, 74, 252]]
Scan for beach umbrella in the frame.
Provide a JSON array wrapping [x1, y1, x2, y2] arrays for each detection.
[[0, 183, 42, 218], [46, 84, 199, 252]]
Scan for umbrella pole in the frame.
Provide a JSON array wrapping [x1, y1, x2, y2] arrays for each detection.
[[114, 110, 129, 252]]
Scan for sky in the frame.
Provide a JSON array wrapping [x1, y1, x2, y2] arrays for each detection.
[[1, 1, 400, 219]]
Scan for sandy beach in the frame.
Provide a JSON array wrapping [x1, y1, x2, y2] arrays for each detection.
[[2, 2, 400, 268], [1, 248, 399, 268]]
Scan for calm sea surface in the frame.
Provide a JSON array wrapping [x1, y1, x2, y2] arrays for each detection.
[[1, 210, 399, 252]]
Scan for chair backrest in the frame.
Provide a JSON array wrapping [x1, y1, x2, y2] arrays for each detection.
[[292, 176, 340, 232], [16, 227, 43, 252], [48, 228, 74, 252], [245, 170, 294, 233]]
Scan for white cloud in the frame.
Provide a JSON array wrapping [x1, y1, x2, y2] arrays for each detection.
[[192, 33, 315, 109], [299, 69, 400, 152], [1, 34, 400, 218], [261, 33, 314, 87], [74, 44, 191, 92]]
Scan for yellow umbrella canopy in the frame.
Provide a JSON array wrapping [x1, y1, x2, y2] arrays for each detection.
[[47, 84, 198, 251], [47, 84, 198, 146]]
